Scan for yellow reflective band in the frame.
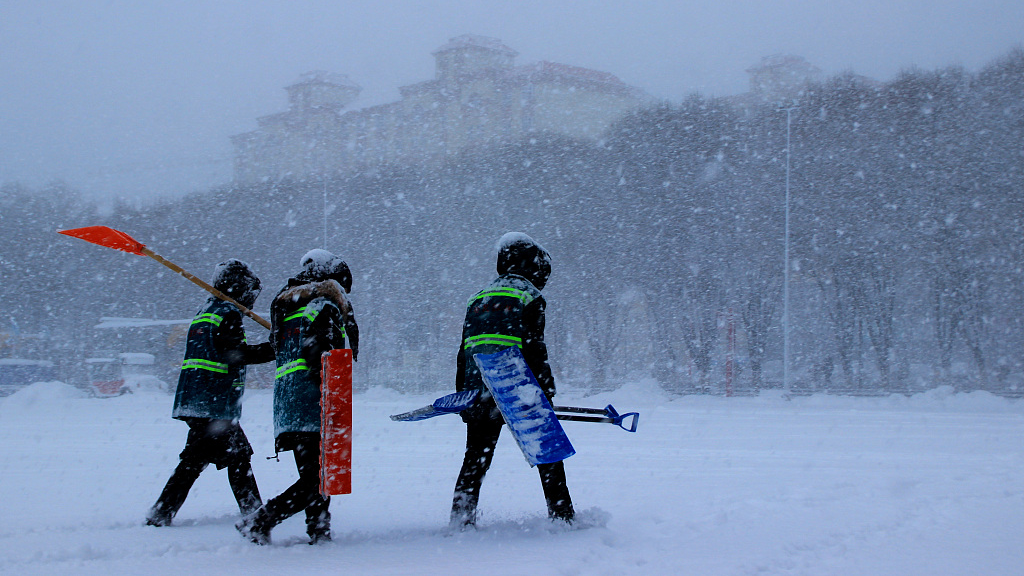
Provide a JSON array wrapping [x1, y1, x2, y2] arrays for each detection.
[[464, 333, 522, 348], [182, 358, 230, 373], [275, 359, 309, 379], [468, 287, 534, 306], [284, 306, 320, 323], [191, 313, 223, 326]]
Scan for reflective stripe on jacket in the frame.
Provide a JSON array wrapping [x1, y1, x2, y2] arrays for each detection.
[[172, 298, 248, 421], [271, 290, 348, 437], [458, 275, 548, 399]]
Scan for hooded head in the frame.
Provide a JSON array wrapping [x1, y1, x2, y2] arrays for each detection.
[[297, 248, 352, 293], [496, 232, 551, 290], [212, 259, 262, 308]]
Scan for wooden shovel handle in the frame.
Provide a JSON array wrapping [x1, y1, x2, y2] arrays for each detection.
[[142, 247, 271, 330]]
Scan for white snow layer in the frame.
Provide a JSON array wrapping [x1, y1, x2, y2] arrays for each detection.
[[1, 380, 1022, 575], [496, 231, 541, 253], [299, 248, 338, 272]]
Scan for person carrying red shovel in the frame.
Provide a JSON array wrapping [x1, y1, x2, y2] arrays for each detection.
[[146, 259, 275, 526]]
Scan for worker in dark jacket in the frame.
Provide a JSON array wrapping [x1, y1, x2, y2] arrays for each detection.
[[146, 259, 275, 527], [450, 232, 574, 529], [237, 249, 358, 545]]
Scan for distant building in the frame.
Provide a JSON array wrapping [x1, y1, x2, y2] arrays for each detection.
[[746, 54, 823, 104], [726, 54, 880, 112], [232, 35, 649, 184]]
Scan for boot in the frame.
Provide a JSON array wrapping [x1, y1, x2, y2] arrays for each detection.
[[539, 462, 575, 525], [548, 505, 575, 525], [228, 458, 262, 516], [145, 506, 173, 527], [146, 460, 205, 527], [306, 508, 331, 545], [449, 490, 478, 530], [235, 509, 272, 545], [307, 530, 332, 545]]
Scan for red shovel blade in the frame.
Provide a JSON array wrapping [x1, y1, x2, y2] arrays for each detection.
[[58, 226, 147, 256]]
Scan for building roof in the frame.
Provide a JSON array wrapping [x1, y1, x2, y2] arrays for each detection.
[[287, 70, 362, 91], [432, 34, 518, 57], [746, 54, 822, 75], [397, 59, 645, 99], [514, 61, 629, 87]]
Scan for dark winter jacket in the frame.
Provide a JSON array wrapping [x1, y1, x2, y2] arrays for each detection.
[[456, 274, 554, 421], [172, 297, 275, 421], [270, 278, 357, 437]]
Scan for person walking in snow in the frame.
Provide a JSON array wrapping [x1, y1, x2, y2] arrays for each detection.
[[236, 249, 358, 545], [146, 259, 275, 527], [449, 232, 575, 529]]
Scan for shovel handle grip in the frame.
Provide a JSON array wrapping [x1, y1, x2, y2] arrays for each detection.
[[616, 412, 640, 433], [553, 404, 640, 432]]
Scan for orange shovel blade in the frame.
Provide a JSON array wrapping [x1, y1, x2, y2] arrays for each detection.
[[58, 226, 147, 256]]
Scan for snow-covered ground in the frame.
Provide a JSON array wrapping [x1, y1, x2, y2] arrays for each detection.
[[1, 379, 1022, 575]]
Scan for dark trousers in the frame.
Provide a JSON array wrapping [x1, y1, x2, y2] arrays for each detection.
[[150, 419, 261, 523], [451, 415, 574, 526], [255, 433, 330, 537]]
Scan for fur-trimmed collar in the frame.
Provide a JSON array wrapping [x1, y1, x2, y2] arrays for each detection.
[[276, 279, 351, 314]]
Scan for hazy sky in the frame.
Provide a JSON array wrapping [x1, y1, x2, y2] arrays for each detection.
[[2, 0, 1021, 202]]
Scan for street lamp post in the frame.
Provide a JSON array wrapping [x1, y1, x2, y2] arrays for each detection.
[[783, 107, 795, 392]]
